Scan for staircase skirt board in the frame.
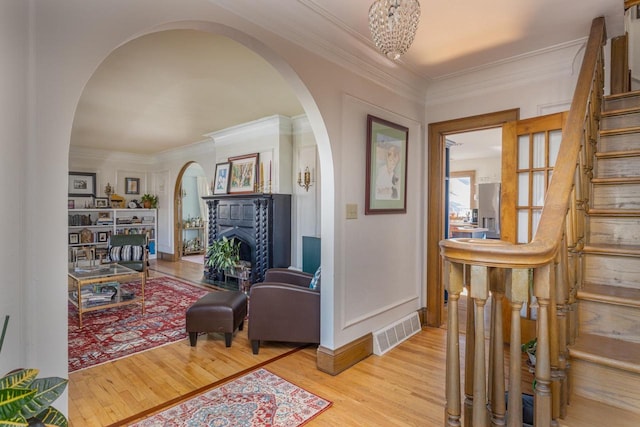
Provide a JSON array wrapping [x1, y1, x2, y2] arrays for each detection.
[[591, 183, 640, 210], [587, 217, 640, 245], [583, 252, 640, 290], [578, 300, 640, 344], [570, 358, 640, 415]]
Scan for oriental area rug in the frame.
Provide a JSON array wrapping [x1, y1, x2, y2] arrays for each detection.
[[68, 275, 208, 372], [129, 368, 332, 426]]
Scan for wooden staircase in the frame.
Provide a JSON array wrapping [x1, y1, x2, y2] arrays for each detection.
[[569, 90, 640, 414]]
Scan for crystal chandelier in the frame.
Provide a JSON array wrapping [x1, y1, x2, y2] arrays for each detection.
[[368, 0, 421, 61]]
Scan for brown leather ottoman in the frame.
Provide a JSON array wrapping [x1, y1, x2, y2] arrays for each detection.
[[186, 291, 247, 347]]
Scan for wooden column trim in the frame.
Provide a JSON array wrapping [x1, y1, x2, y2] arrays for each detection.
[[316, 334, 373, 376]]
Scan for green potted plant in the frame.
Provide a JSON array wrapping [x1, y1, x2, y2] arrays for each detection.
[[140, 194, 158, 209], [0, 316, 68, 427], [205, 236, 240, 281]]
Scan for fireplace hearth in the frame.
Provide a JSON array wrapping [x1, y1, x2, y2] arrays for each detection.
[[203, 194, 291, 283]]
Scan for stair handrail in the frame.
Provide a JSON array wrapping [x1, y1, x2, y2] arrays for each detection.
[[439, 17, 606, 268]]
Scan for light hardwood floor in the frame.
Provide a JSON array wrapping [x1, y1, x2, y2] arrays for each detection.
[[68, 260, 640, 426]]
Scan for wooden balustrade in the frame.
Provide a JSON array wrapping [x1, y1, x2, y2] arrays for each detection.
[[441, 17, 606, 426]]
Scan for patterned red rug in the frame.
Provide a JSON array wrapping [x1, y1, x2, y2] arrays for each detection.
[[68, 275, 208, 372], [129, 368, 332, 426]]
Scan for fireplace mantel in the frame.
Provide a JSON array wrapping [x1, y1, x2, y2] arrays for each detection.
[[203, 194, 291, 283]]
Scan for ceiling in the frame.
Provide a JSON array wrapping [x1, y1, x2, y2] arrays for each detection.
[[70, 0, 623, 155]]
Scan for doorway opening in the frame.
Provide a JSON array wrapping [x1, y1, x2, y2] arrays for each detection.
[[426, 109, 519, 327], [174, 162, 209, 265]]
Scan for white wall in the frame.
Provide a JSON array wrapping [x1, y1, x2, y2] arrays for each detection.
[[0, 0, 27, 374]]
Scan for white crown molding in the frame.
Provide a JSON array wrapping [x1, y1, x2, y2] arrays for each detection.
[[425, 38, 587, 107], [292, 114, 312, 135], [213, 0, 428, 104], [205, 114, 293, 146], [69, 146, 156, 165], [153, 137, 215, 163]]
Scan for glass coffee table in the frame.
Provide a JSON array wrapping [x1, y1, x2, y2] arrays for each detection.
[[68, 263, 145, 328]]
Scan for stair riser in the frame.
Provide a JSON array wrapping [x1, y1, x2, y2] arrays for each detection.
[[592, 183, 640, 210], [599, 132, 640, 152], [588, 217, 640, 245], [601, 112, 640, 130], [595, 156, 640, 179], [571, 359, 640, 414], [578, 300, 640, 343], [604, 95, 640, 111], [584, 253, 640, 290]]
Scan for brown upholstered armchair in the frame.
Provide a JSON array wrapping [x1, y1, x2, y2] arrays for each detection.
[[248, 268, 320, 354]]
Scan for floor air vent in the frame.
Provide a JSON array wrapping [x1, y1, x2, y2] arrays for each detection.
[[373, 312, 422, 356]]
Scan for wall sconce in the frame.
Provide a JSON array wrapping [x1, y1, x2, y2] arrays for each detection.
[[104, 182, 112, 197], [297, 166, 313, 192]]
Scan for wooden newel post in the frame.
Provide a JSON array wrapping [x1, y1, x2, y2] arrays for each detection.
[[445, 261, 464, 427]]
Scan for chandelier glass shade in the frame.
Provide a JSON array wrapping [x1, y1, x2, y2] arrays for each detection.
[[368, 0, 421, 61]]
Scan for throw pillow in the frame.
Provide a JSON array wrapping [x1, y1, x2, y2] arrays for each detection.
[[109, 246, 122, 262], [120, 244, 144, 261], [309, 265, 321, 290]]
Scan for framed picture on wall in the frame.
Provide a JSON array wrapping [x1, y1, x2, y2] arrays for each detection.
[[213, 162, 231, 195], [97, 231, 109, 243], [228, 153, 259, 194], [125, 177, 140, 195], [365, 114, 408, 214], [68, 172, 96, 197]]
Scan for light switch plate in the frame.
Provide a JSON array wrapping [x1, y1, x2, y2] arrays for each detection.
[[346, 203, 358, 219]]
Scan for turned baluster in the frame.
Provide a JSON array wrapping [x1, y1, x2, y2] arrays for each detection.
[[489, 268, 506, 426], [534, 265, 553, 427], [470, 265, 490, 427], [464, 265, 475, 427], [506, 268, 529, 427], [445, 260, 464, 427]]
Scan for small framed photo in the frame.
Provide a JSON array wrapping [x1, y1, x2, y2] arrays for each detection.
[[68, 199, 75, 209], [125, 177, 140, 195], [95, 197, 110, 208], [229, 153, 259, 194], [365, 115, 408, 215], [69, 233, 80, 245], [97, 231, 109, 243], [213, 162, 231, 195], [68, 172, 96, 197]]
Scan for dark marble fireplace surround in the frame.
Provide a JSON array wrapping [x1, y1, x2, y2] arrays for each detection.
[[203, 194, 291, 284]]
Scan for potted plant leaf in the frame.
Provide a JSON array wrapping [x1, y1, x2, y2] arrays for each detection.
[[205, 236, 240, 281], [0, 316, 68, 427], [140, 194, 158, 209]]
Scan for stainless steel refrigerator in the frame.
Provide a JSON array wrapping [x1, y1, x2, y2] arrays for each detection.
[[477, 183, 501, 239]]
